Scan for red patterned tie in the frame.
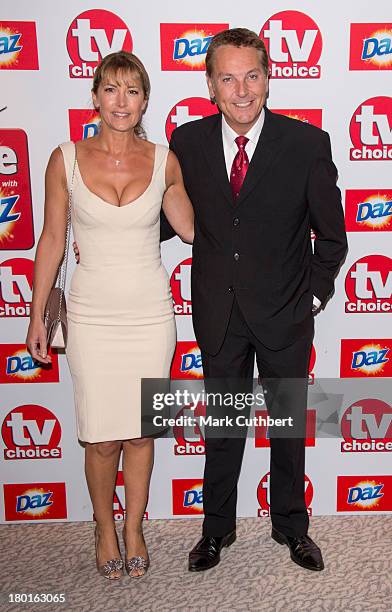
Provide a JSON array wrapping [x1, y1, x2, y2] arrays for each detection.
[[230, 135, 249, 200]]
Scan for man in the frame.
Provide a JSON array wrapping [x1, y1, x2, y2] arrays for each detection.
[[167, 28, 347, 572]]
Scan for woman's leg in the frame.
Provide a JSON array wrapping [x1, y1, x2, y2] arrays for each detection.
[[122, 437, 154, 576], [85, 440, 123, 577]]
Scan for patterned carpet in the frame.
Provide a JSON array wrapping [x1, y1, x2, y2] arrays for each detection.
[[0, 516, 391, 611]]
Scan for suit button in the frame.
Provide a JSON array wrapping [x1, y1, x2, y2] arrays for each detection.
[[233, 217, 240, 227], [234, 252, 240, 261], [228, 286, 234, 293]]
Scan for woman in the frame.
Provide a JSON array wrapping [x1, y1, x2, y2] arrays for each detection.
[[26, 51, 194, 579]]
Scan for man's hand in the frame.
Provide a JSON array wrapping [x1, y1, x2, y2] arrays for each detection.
[[73, 241, 80, 264], [312, 295, 321, 316]]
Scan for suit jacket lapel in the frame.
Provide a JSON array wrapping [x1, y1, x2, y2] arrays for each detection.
[[236, 108, 282, 206], [201, 113, 233, 206]]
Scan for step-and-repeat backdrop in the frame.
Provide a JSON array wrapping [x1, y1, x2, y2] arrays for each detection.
[[1, 1, 391, 523]]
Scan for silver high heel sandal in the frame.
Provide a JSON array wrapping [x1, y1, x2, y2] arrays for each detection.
[[123, 527, 150, 578], [95, 526, 124, 580]]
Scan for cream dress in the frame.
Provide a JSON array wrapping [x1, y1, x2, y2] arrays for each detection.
[[60, 141, 176, 442]]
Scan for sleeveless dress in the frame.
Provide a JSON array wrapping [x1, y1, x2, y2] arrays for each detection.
[[60, 141, 176, 442]]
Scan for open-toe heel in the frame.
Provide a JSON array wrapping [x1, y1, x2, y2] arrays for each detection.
[[95, 526, 123, 580], [122, 526, 150, 578]]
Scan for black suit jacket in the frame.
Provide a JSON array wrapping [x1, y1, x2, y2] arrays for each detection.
[[168, 108, 347, 354]]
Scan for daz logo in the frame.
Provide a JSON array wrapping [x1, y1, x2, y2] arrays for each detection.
[[160, 23, 228, 70], [170, 257, 192, 315], [67, 9, 133, 78], [165, 97, 218, 142], [0, 258, 33, 317], [272, 108, 322, 128], [340, 339, 392, 378], [173, 403, 206, 456], [345, 190, 392, 232], [260, 11, 322, 79], [0, 344, 59, 384], [337, 476, 392, 512], [0, 21, 39, 70], [257, 472, 313, 517], [345, 255, 392, 313], [2, 405, 62, 460], [171, 341, 203, 379], [350, 96, 392, 161], [341, 399, 392, 453], [172, 479, 204, 515], [350, 24, 392, 71], [69, 109, 100, 141], [0, 130, 34, 250], [3, 482, 67, 521]]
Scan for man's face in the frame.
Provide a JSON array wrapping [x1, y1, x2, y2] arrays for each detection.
[[206, 45, 269, 135]]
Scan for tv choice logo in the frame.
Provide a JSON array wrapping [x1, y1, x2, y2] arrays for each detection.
[[345, 255, 392, 313], [0, 21, 39, 70], [0, 344, 59, 384], [260, 11, 322, 79], [0, 130, 34, 250], [0, 258, 33, 317], [257, 472, 313, 517], [171, 341, 203, 379], [67, 9, 133, 78], [272, 108, 322, 128], [108, 472, 148, 522], [340, 339, 392, 378], [3, 482, 67, 521], [255, 409, 316, 448], [337, 476, 392, 512], [350, 96, 392, 161], [170, 257, 192, 315], [340, 399, 392, 453], [350, 23, 392, 71], [173, 403, 206, 456], [345, 190, 392, 232], [160, 23, 228, 71], [69, 109, 100, 141], [308, 344, 316, 383], [172, 479, 203, 515], [165, 97, 218, 142], [2, 405, 62, 460]]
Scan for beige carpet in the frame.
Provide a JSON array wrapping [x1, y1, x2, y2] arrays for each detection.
[[0, 516, 391, 611]]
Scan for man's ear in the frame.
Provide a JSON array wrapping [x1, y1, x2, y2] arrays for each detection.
[[206, 73, 216, 103]]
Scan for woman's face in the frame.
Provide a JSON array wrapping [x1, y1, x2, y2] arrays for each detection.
[[92, 69, 147, 133]]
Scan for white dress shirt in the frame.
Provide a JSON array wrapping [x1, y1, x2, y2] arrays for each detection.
[[222, 108, 265, 179], [220, 108, 321, 311]]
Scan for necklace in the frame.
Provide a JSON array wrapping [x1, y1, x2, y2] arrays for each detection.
[[114, 159, 121, 167]]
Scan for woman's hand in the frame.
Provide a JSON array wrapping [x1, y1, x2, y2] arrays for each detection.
[[26, 317, 52, 364]]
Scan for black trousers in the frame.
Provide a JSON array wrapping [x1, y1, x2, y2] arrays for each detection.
[[201, 298, 313, 538]]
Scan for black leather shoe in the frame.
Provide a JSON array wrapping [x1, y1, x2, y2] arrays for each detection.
[[188, 530, 236, 572], [271, 527, 324, 571]]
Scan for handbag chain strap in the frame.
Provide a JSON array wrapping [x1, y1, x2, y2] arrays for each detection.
[[54, 148, 77, 324]]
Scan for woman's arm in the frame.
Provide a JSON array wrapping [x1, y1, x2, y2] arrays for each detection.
[[26, 147, 69, 363], [162, 150, 194, 244]]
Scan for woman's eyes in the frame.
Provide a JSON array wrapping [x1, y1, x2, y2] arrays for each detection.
[[104, 87, 139, 94]]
